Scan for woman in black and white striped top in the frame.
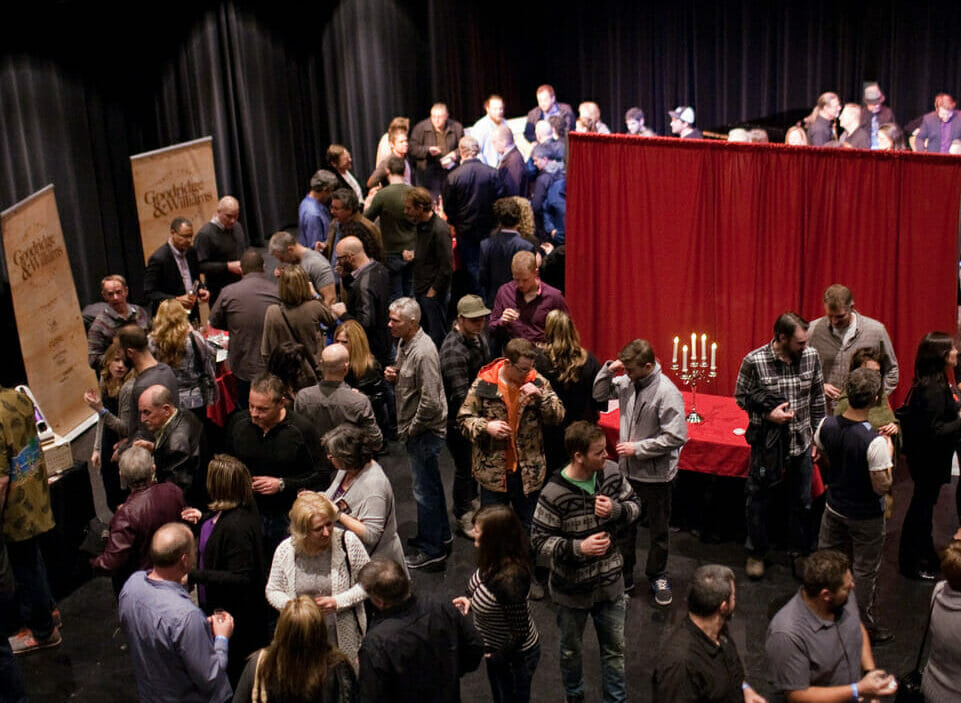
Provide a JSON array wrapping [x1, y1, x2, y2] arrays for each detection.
[[452, 505, 540, 703]]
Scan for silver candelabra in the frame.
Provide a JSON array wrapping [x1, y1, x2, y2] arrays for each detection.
[[670, 334, 718, 424]]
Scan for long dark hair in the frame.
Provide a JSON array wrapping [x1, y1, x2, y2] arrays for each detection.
[[257, 596, 347, 701], [474, 505, 531, 600], [913, 332, 955, 387]]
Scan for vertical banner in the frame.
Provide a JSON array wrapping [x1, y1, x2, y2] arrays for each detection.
[[130, 136, 219, 263], [1, 185, 99, 436]]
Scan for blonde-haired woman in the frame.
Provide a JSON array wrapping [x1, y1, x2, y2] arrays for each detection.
[[265, 491, 369, 666], [232, 595, 355, 703], [535, 309, 603, 472], [333, 320, 393, 437], [262, 265, 335, 390], [149, 298, 218, 413]]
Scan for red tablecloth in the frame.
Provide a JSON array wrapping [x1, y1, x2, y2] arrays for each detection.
[[599, 391, 751, 477], [598, 391, 827, 496]]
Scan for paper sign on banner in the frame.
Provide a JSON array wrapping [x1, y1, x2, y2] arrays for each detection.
[[1, 185, 99, 437], [130, 136, 219, 263]]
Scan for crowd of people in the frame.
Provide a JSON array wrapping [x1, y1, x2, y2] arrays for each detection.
[[2, 82, 961, 703]]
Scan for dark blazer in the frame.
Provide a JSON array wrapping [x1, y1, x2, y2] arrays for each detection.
[[442, 158, 506, 242], [191, 504, 268, 683], [153, 409, 204, 501], [524, 102, 577, 142], [914, 111, 961, 152], [497, 148, 530, 197], [860, 105, 896, 129], [143, 243, 201, 315]]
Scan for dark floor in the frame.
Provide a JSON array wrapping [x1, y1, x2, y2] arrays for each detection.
[[17, 436, 958, 702]]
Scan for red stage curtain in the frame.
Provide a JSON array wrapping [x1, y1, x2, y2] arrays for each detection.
[[566, 134, 961, 407]]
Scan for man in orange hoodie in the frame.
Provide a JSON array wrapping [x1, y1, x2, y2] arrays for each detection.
[[457, 337, 565, 530]]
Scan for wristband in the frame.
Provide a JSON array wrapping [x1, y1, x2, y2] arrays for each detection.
[[851, 682, 858, 700], [215, 635, 228, 643], [741, 682, 749, 691], [99, 408, 108, 417], [277, 478, 286, 491]]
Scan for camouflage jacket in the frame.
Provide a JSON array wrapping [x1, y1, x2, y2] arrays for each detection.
[[457, 359, 564, 495]]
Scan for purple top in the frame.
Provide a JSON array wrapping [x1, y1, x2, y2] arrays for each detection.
[[489, 280, 569, 344], [942, 114, 956, 153], [197, 516, 217, 606]]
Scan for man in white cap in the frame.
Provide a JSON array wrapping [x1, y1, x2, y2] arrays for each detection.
[[669, 106, 702, 139]]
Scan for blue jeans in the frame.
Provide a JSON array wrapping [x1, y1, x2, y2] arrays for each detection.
[[456, 238, 482, 295], [480, 470, 538, 532], [406, 432, 451, 557], [7, 537, 55, 640], [486, 643, 540, 703], [556, 595, 627, 703]]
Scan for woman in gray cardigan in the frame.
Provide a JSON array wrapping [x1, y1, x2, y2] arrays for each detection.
[[923, 540, 961, 702], [323, 425, 408, 575]]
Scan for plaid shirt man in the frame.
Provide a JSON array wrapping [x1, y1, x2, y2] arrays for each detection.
[[735, 341, 826, 457]]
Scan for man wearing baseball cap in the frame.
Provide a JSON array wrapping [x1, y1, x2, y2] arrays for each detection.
[[440, 295, 493, 538], [669, 106, 702, 139]]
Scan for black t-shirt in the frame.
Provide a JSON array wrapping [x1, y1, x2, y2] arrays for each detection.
[[652, 617, 745, 703]]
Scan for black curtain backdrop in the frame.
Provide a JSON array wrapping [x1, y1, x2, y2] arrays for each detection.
[[2, 0, 961, 385]]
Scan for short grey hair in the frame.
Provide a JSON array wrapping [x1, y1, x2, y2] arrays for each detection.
[[269, 230, 297, 254], [458, 135, 480, 157], [119, 446, 154, 488], [687, 564, 735, 616], [389, 297, 421, 323]]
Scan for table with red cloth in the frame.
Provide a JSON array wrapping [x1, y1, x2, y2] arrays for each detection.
[[598, 391, 825, 496]]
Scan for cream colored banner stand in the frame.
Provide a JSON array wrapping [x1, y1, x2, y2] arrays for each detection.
[[130, 136, 219, 264], [1, 185, 99, 440]]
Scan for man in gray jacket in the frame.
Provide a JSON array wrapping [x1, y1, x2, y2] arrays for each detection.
[[384, 297, 450, 571], [593, 339, 687, 606]]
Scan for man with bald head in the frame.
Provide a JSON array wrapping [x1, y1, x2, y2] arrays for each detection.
[[294, 343, 382, 450], [333, 235, 391, 365], [409, 102, 464, 198], [135, 385, 204, 502], [491, 124, 529, 197], [195, 195, 248, 305], [119, 522, 234, 703], [443, 135, 506, 296]]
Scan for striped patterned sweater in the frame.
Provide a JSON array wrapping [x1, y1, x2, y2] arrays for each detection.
[[466, 569, 539, 653]]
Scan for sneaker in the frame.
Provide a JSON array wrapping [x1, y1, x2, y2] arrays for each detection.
[[746, 557, 765, 580], [405, 550, 447, 572], [51, 608, 62, 630], [623, 574, 636, 597], [454, 513, 477, 540], [652, 577, 672, 606], [9, 627, 62, 654]]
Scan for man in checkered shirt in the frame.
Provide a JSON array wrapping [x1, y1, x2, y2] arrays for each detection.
[[735, 312, 826, 580]]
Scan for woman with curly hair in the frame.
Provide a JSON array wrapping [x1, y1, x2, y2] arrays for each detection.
[[261, 265, 335, 387], [149, 298, 218, 414], [232, 595, 355, 703], [535, 309, 603, 472]]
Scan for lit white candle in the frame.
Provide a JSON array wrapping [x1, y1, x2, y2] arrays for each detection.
[[700, 334, 707, 364], [682, 345, 688, 373], [710, 342, 717, 370], [672, 337, 679, 365], [690, 333, 697, 362]]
